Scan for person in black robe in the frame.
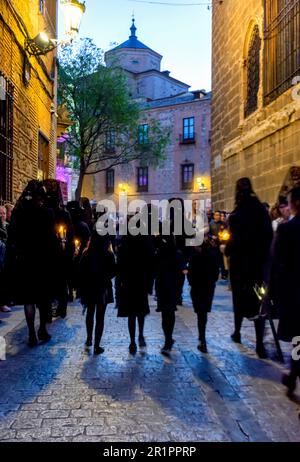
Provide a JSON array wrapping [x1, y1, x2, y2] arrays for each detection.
[[78, 231, 116, 355], [5, 180, 58, 346], [187, 237, 220, 353], [117, 230, 155, 355], [269, 185, 300, 395], [225, 177, 273, 358], [43, 179, 74, 319], [155, 233, 185, 354], [66, 201, 91, 300]]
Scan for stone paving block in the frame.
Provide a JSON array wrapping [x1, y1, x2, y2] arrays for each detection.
[[1, 281, 300, 442]]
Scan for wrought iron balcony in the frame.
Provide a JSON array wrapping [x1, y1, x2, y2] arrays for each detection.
[[179, 133, 196, 145]]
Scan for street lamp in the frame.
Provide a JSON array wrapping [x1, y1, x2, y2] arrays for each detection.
[[60, 0, 86, 39], [196, 177, 208, 193], [25, 0, 85, 56]]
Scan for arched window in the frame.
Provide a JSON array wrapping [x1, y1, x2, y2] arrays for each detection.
[[245, 25, 261, 117]]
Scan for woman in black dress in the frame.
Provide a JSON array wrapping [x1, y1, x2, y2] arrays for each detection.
[[78, 231, 116, 355], [187, 237, 220, 353], [5, 180, 58, 346], [117, 233, 155, 355], [225, 178, 273, 358]]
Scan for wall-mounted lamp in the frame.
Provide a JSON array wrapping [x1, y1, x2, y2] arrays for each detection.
[[25, 0, 85, 56], [196, 177, 208, 193], [119, 183, 127, 193]]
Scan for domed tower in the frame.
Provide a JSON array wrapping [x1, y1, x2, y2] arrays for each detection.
[[105, 18, 162, 73]]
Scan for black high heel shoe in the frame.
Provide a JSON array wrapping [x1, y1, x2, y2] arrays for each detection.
[[282, 374, 297, 396], [197, 341, 208, 354]]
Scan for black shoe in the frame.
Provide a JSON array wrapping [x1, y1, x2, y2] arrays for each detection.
[[282, 373, 297, 396], [94, 346, 105, 355], [85, 339, 92, 347], [161, 339, 175, 355], [28, 333, 38, 347], [37, 329, 51, 343], [138, 335, 146, 348], [129, 343, 137, 355], [197, 341, 208, 354], [256, 344, 268, 359], [231, 332, 242, 344]]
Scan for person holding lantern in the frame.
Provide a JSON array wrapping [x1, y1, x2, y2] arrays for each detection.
[[225, 178, 273, 358], [43, 179, 74, 319]]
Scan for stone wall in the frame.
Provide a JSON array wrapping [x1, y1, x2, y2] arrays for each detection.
[[0, 0, 57, 202], [211, 0, 300, 211]]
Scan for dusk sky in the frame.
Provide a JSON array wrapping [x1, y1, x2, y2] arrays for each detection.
[[58, 0, 212, 91]]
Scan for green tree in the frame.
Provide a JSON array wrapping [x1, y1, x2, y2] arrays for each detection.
[[58, 38, 169, 200]]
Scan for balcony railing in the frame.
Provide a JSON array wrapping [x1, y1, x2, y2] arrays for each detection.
[[179, 133, 196, 144]]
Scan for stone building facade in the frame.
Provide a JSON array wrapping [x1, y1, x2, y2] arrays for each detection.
[[84, 20, 211, 209], [211, 0, 300, 211], [0, 0, 57, 204]]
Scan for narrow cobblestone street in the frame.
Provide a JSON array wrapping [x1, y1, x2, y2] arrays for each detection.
[[0, 280, 300, 442]]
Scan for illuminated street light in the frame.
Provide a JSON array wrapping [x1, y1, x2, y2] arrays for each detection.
[[25, 0, 85, 56]]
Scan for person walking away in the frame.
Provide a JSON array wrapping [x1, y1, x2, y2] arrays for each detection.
[[210, 210, 228, 279], [269, 185, 300, 395], [5, 180, 58, 346], [155, 233, 185, 355], [78, 231, 116, 355], [117, 232, 155, 355], [225, 177, 273, 358], [187, 236, 220, 353]]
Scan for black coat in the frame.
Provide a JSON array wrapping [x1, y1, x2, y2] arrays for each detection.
[[78, 236, 116, 306], [155, 235, 185, 312], [225, 195, 273, 319], [5, 205, 59, 305], [117, 234, 155, 317], [269, 215, 300, 342], [188, 241, 220, 313]]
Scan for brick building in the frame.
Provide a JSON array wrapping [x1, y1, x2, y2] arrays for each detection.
[[84, 20, 211, 208], [211, 0, 300, 211], [0, 0, 58, 204]]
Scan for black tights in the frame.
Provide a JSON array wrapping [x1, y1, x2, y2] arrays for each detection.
[[128, 315, 145, 345], [86, 303, 107, 347], [234, 312, 265, 347], [24, 304, 48, 336], [197, 311, 208, 342], [161, 311, 176, 345]]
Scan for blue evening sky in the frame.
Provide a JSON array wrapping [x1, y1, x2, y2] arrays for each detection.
[[58, 0, 212, 91]]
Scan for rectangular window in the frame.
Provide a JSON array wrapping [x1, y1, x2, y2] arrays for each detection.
[[0, 74, 14, 205], [106, 169, 115, 194], [137, 167, 148, 192], [181, 164, 194, 190], [264, 0, 300, 104], [138, 124, 149, 145], [105, 130, 116, 153], [183, 117, 195, 140], [38, 132, 49, 181]]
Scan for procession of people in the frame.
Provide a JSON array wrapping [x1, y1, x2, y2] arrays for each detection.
[[0, 177, 300, 396]]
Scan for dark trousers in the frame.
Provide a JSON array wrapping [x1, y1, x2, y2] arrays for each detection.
[[161, 311, 176, 345], [197, 311, 208, 342], [234, 311, 265, 346], [86, 303, 107, 347]]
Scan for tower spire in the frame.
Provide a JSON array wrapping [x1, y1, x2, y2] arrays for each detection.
[[130, 16, 137, 38]]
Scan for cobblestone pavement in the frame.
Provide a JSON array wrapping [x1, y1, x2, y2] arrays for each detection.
[[0, 280, 300, 442]]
